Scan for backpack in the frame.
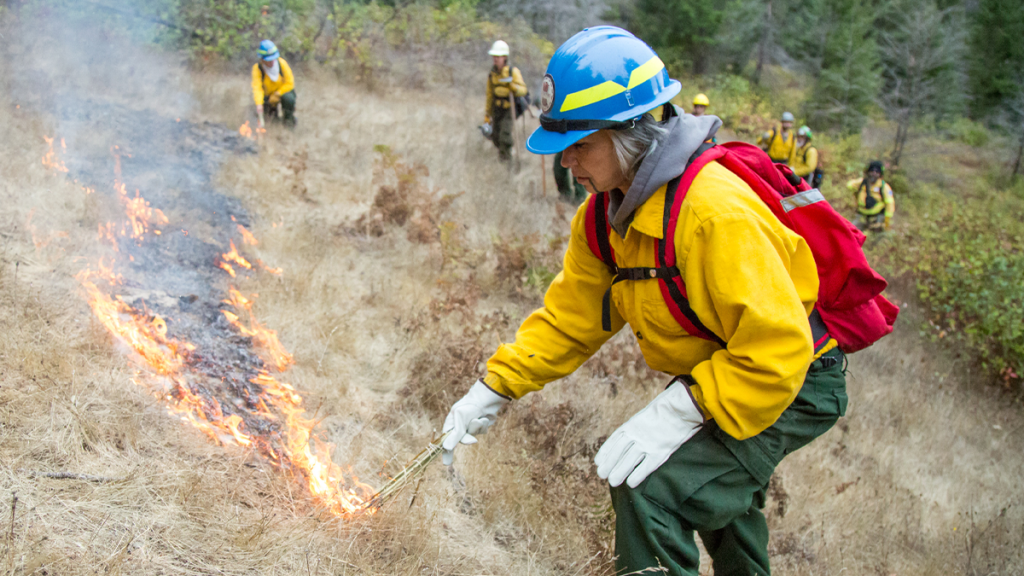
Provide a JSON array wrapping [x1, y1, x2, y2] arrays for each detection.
[[584, 141, 898, 354]]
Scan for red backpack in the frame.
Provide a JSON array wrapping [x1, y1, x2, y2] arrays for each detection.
[[584, 141, 898, 354]]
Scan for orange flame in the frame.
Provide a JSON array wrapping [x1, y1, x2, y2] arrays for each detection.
[[72, 138, 374, 517], [239, 121, 253, 138], [237, 224, 259, 245], [221, 240, 253, 271], [222, 287, 295, 371], [42, 135, 69, 173]]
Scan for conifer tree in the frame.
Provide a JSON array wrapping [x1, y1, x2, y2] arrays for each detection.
[[968, 0, 1024, 119], [806, 0, 879, 134], [628, 0, 727, 75], [878, 0, 964, 165]]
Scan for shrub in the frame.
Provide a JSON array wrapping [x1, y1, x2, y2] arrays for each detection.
[[873, 177, 1024, 386], [945, 117, 991, 147]]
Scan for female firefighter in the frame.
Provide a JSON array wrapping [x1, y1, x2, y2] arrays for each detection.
[[251, 40, 296, 127], [441, 27, 846, 576]]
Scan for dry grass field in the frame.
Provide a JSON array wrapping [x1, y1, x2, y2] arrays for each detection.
[[0, 16, 1022, 576]]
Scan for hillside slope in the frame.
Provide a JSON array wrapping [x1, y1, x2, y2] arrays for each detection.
[[0, 20, 1021, 575]]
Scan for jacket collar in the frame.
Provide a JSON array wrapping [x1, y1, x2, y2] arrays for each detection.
[[615, 184, 667, 240]]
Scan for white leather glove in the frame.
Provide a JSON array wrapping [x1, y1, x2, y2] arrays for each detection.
[[595, 380, 705, 488], [441, 380, 510, 465]]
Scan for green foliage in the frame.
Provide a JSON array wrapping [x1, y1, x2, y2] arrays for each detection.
[[873, 171, 1024, 381], [672, 74, 773, 135], [167, 0, 319, 63], [629, 0, 727, 75], [945, 117, 991, 147], [968, 0, 1024, 120], [806, 0, 879, 134]]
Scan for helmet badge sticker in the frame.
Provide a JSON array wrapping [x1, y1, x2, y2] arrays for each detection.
[[541, 74, 555, 114]]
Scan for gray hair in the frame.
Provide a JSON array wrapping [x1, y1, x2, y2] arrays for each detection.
[[607, 113, 668, 181]]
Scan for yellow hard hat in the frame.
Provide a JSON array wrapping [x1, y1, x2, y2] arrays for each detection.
[[693, 93, 710, 107]]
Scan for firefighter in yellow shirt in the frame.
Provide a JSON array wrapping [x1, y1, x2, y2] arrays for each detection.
[[790, 125, 821, 187], [484, 40, 528, 162], [442, 27, 846, 576], [252, 40, 296, 128], [757, 111, 796, 163], [847, 160, 894, 231]]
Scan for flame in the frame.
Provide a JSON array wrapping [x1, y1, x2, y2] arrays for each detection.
[[221, 240, 253, 272], [42, 135, 69, 173], [237, 224, 259, 245], [222, 287, 295, 371], [69, 137, 374, 517], [239, 121, 266, 140]]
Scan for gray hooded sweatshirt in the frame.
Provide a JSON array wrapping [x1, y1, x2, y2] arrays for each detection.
[[608, 108, 723, 237]]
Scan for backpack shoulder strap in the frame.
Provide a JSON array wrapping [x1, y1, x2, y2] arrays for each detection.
[[583, 192, 615, 269], [659, 142, 724, 267], [652, 142, 728, 346]]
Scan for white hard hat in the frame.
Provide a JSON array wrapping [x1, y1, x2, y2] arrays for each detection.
[[781, 111, 795, 122], [488, 40, 510, 57]]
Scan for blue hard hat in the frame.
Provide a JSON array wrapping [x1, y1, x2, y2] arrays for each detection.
[[258, 40, 279, 60], [526, 26, 681, 155]]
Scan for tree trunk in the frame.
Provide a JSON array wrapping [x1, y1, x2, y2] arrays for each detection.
[[1013, 128, 1024, 179], [892, 115, 910, 167], [753, 0, 773, 85]]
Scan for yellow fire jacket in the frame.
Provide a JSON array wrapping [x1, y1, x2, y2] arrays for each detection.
[[847, 177, 895, 218], [251, 58, 295, 106], [484, 65, 527, 123], [790, 143, 818, 178], [757, 125, 796, 164], [484, 161, 825, 441]]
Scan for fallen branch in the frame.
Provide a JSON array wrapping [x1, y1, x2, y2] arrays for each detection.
[[18, 469, 124, 483]]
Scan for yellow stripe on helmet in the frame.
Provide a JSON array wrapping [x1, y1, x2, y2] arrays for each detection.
[[559, 56, 666, 113]]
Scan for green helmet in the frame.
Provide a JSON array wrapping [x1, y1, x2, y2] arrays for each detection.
[[797, 125, 812, 139]]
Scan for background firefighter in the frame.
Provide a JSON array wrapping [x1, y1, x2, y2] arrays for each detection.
[[442, 27, 849, 576], [757, 111, 796, 163], [483, 40, 528, 163], [790, 125, 822, 187], [252, 39, 296, 128], [848, 160, 895, 231]]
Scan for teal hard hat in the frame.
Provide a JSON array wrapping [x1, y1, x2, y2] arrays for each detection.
[[526, 26, 681, 155], [797, 125, 812, 139], [258, 39, 279, 61]]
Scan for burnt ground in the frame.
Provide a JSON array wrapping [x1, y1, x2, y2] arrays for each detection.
[[50, 96, 306, 473]]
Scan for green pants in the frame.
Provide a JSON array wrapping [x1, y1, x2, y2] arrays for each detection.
[[855, 212, 885, 231], [490, 106, 514, 162], [264, 91, 297, 127], [611, 348, 847, 575], [553, 151, 587, 204]]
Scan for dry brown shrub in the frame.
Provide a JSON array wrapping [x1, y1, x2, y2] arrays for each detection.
[[493, 233, 538, 285], [353, 145, 463, 247]]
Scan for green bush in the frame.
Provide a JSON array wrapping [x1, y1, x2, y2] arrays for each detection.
[[945, 116, 991, 147], [874, 179, 1024, 382], [671, 74, 776, 136]]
